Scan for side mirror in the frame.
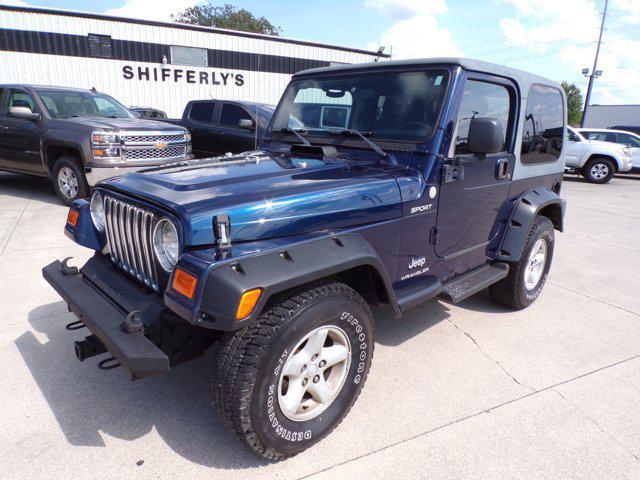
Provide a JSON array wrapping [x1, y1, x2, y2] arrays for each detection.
[[467, 117, 503, 155], [239, 118, 255, 130], [131, 111, 142, 118], [10, 106, 40, 121]]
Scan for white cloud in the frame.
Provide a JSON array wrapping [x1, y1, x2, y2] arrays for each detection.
[[104, 0, 196, 22], [497, 0, 640, 104], [364, 0, 460, 59], [1, 0, 32, 6]]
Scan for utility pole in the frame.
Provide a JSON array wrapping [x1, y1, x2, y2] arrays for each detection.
[[581, 0, 609, 127]]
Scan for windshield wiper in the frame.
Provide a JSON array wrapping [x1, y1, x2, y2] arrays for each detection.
[[331, 129, 387, 159], [275, 127, 311, 146]]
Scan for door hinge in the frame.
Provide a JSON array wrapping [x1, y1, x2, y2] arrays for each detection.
[[442, 163, 464, 183], [430, 226, 439, 244]]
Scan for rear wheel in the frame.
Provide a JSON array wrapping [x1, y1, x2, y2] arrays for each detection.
[[213, 282, 374, 460], [490, 215, 555, 310], [582, 157, 615, 184], [52, 156, 89, 206]]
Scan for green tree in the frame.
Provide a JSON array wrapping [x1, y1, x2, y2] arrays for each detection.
[[172, 3, 282, 36], [561, 81, 584, 126]]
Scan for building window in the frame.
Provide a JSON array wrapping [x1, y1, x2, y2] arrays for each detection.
[[88, 34, 113, 59], [521, 85, 564, 165], [170, 46, 208, 67]]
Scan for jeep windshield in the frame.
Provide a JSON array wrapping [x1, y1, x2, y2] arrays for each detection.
[[270, 69, 449, 144], [35, 89, 133, 119]]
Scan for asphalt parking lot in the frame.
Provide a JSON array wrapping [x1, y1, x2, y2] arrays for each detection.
[[1, 171, 640, 479]]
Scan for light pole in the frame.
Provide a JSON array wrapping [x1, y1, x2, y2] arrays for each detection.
[[581, 0, 609, 127]]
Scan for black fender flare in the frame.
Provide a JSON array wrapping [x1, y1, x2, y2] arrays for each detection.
[[497, 188, 566, 262], [195, 233, 399, 330]]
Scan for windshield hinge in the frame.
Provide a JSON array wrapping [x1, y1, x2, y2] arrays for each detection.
[[214, 214, 231, 249]]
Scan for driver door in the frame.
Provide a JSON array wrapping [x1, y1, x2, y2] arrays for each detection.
[[0, 88, 43, 173], [435, 75, 516, 259]]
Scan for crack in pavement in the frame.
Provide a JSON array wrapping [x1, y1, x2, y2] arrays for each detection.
[[446, 318, 536, 392], [300, 352, 640, 480], [0, 192, 34, 258], [554, 389, 640, 466]]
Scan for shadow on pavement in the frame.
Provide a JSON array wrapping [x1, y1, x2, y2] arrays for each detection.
[[0, 172, 60, 206], [16, 301, 268, 469]]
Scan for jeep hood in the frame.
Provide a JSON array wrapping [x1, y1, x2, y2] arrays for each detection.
[[100, 151, 402, 246]]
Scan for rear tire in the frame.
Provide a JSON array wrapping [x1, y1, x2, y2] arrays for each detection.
[[582, 157, 615, 184], [213, 282, 374, 460], [52, 156, 90, 206], [490, 215, 555, 310]]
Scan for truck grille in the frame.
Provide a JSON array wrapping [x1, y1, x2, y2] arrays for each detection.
[[125, 146, 186, 160], [103, 195, 159, 292], [124, 133, 185, 143]]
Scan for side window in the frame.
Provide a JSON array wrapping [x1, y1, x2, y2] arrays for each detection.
[[617, 133, 640, 148], [521, 85, 564, 164], [454, 80, 512, 155], [189, 102, 215, 123], [220, 104, 251, 128], [567, 129, 580, 142], [7, 89, 37, 113], [604, 132, 617, 143]]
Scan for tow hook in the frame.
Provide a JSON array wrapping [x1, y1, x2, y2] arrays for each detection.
[[61, 257, 79, 276], [121, 310, 144, 334]]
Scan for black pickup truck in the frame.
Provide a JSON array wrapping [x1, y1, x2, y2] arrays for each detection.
[[0, 85, 192, 205], [164, 99, 274, 158]]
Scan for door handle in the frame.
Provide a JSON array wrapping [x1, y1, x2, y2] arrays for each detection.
[[216, 131, 225, 136], [496, 159, 509, 179], [0, 125, 8, 130]]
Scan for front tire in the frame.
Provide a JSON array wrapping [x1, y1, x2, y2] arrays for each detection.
[[52, 156, 90, 206], [490, 215, 555, 310], [213, 283, 374, 460], [582, 157, 615, 184]]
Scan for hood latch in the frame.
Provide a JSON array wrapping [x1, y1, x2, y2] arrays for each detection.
[[214, 214, 231, 249]]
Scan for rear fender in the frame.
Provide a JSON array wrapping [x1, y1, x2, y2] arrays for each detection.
[[497, 188, 565, 262]]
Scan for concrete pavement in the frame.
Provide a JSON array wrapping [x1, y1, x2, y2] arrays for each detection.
[[1, 171, 639, 479]]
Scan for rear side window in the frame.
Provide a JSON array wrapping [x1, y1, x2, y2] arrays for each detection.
[[617, 132, 640, 148], [521, 85, 564, 164], [189, 102, 215, 123], [220, 104, 251, 127]]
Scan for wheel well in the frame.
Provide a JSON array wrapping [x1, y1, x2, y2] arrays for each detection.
[[46, 146, 83, 174], [538, 203, 563, 232], [264, 264, 391, 312], [586, 154, 618, 172]]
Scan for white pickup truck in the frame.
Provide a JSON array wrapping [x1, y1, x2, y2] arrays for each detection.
[[564, 126, 634, 183]]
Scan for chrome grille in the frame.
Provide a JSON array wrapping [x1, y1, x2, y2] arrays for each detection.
[[123, 133, 186, 144], [125, 146, 186, 160], [103, 195, 159, 291]]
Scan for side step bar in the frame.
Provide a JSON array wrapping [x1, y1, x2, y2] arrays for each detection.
[[440, 262, 509, 304], [396, 276, 442, 312]]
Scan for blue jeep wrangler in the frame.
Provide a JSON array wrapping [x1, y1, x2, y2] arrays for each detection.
[[43, 58, 566, 460]]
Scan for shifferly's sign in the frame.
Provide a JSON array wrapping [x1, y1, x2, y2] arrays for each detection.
[[122, 65, 245, 86]]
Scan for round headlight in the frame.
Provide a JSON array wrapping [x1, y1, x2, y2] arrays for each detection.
[[90, 192, 106, 232], [153, 219, 179, 272]]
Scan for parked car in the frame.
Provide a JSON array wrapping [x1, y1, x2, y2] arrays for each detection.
[[44, 58, 566, 460], [610, 125, 640, 136], [0, 85, 192, 205], [578, 127, 640, 172], [564, 126, 633, 183], [164, 100, 274, 157], [129, 106, 168, 119]]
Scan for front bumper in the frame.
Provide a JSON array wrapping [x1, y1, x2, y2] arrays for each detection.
[[42, 255, 170, 377], [85, 154, 195, 185]]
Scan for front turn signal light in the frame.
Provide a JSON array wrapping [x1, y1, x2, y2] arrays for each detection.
[[67, 209, 79, 227], [236, 288, 262, 321], [173, 268, 197, 299]]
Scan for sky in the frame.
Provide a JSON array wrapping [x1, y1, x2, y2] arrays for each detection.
[[3, 0, 640, 105]]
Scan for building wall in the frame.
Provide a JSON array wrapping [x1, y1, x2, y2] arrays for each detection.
[[0, 7, 382, 117], [583, 104, 640, 128]]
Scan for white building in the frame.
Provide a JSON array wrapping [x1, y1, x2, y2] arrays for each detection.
[[583, 104, 640, 129], [0, 5, 388, 117]]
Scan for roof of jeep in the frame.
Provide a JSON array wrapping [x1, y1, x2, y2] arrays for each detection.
[[295, 57, 558, 93]]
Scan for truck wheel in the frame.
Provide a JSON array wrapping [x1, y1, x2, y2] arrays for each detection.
[[582, 157, 615, 184], [52, 156, 90, 206], [213, 282, 374, 460], [490, 215, 554, 310]]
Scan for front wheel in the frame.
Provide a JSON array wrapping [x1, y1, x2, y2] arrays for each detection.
[[582, 157, 615, 184], [213, 283, 374, 460], [490, 215, 555, 310], [52, 156, 90, 206]]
